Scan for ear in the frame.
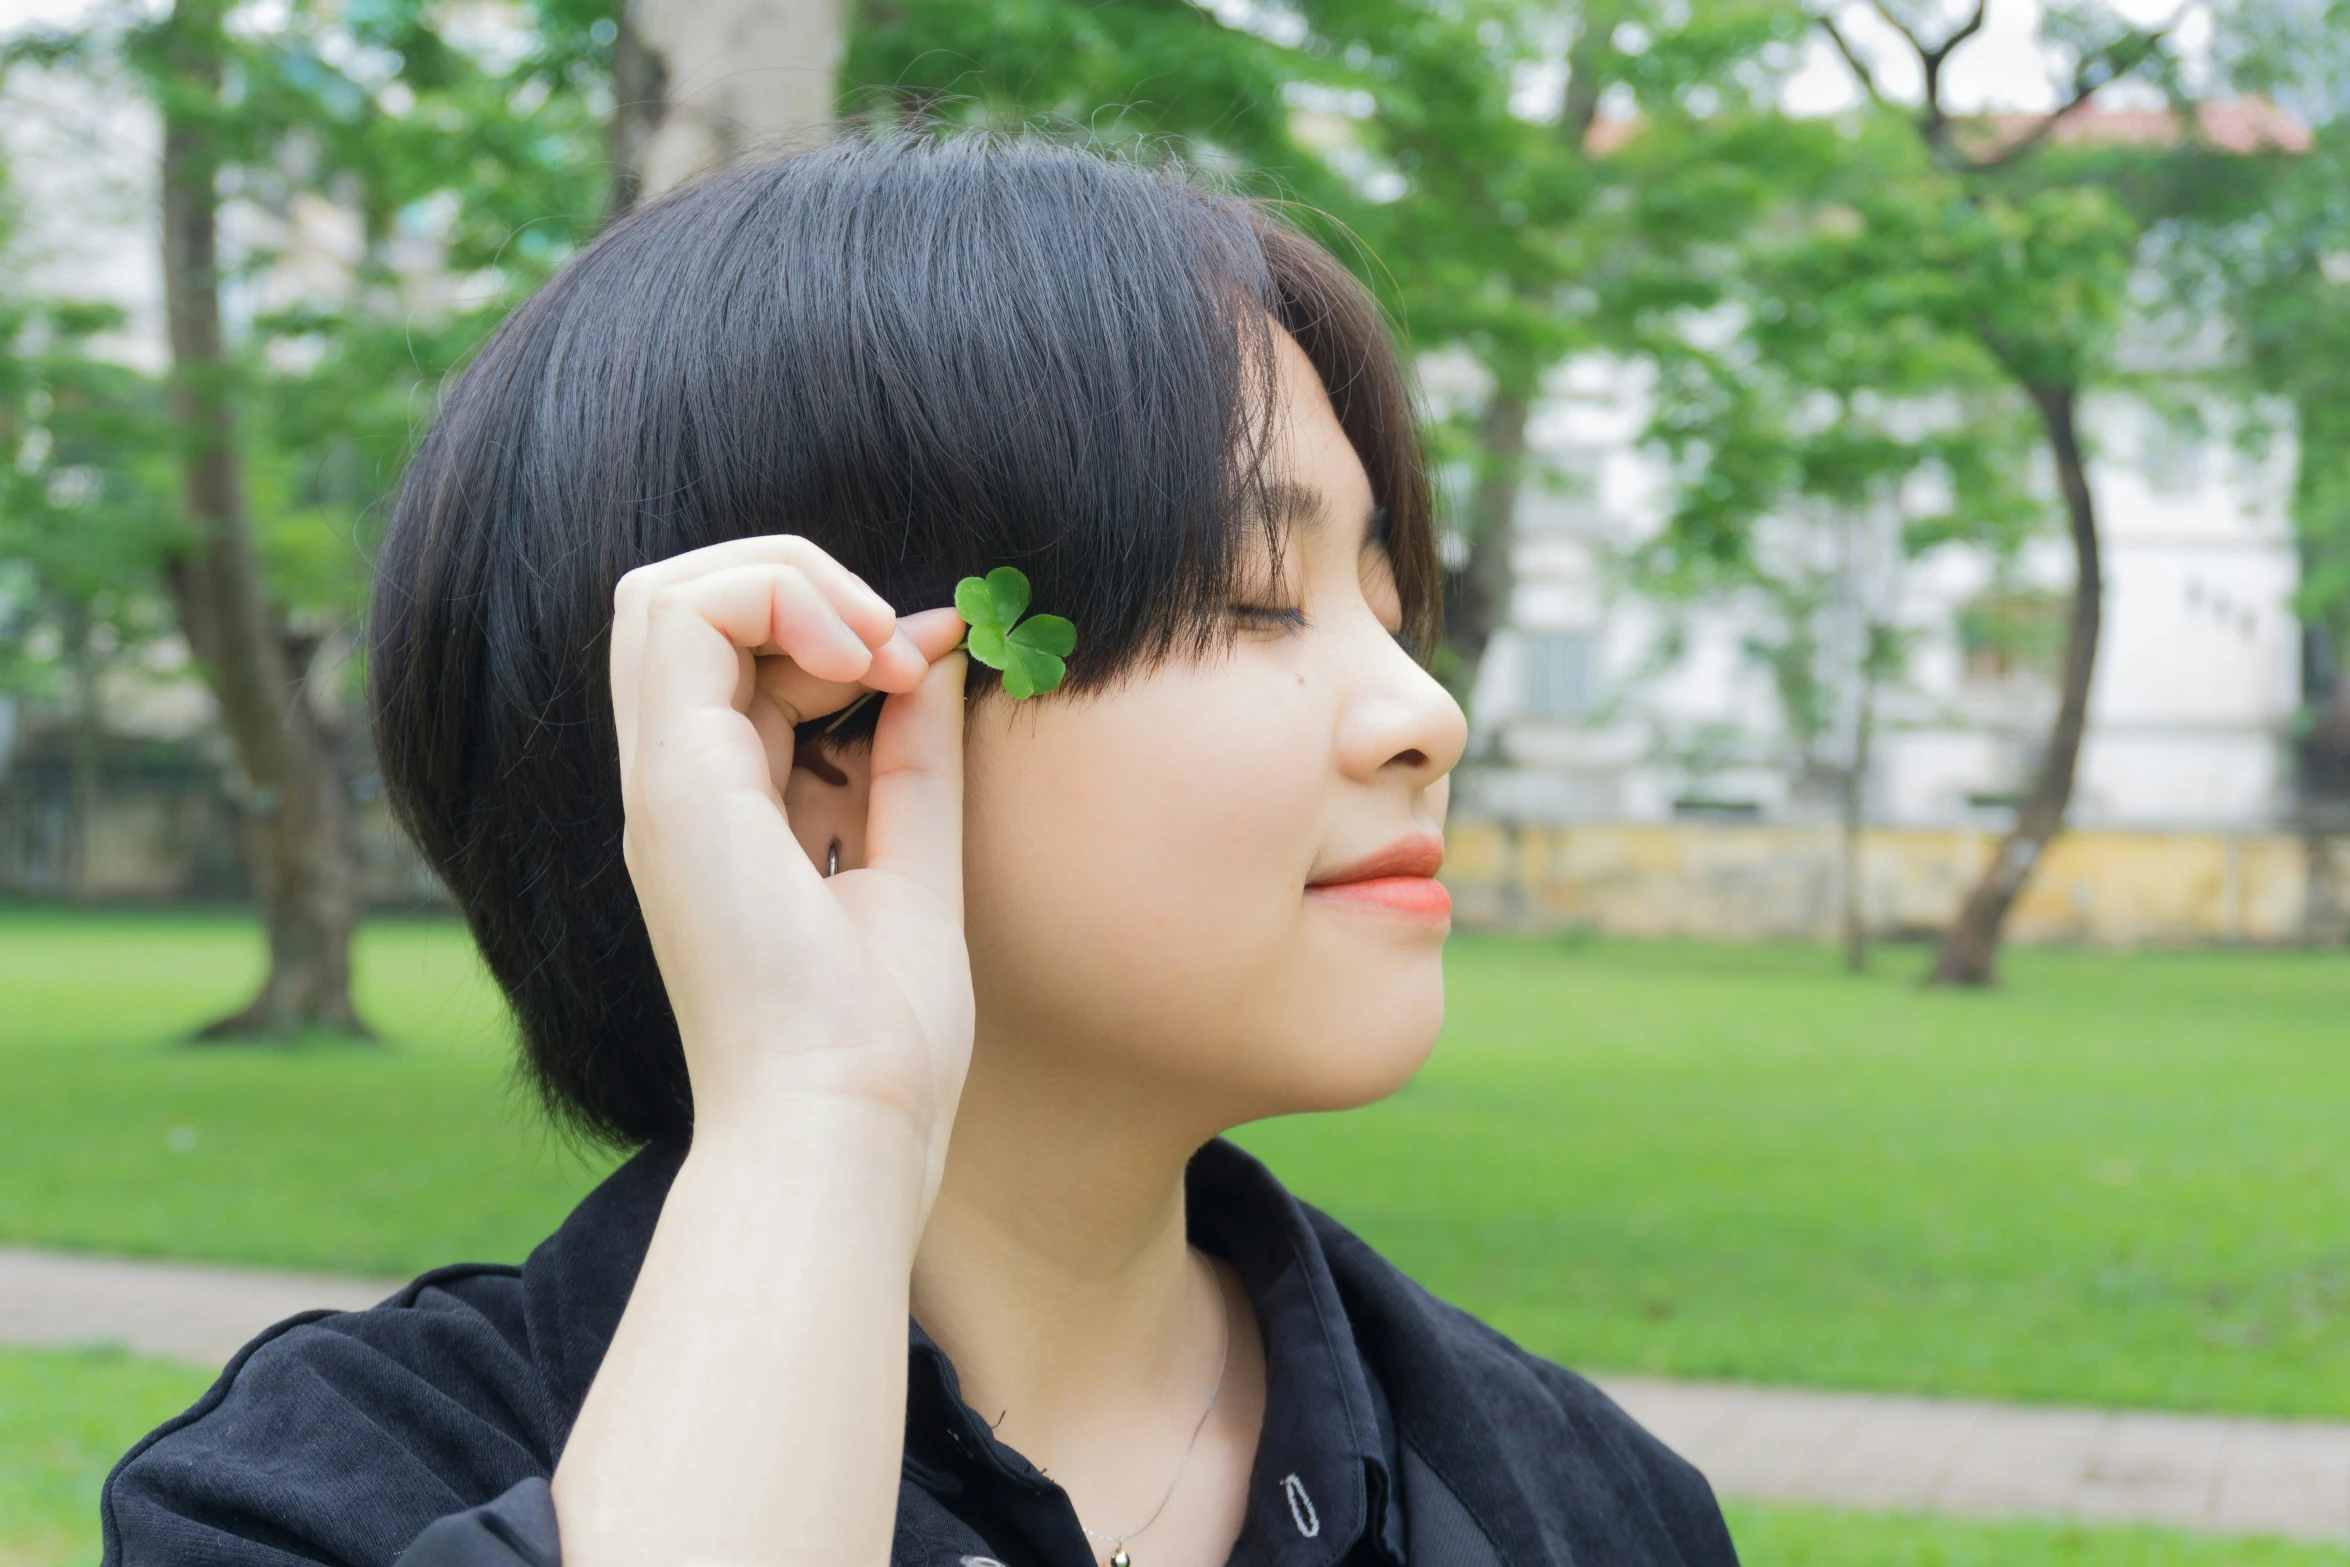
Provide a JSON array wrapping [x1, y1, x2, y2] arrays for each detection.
[[782, 733, 875, 877]]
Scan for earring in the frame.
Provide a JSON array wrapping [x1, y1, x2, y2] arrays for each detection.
[[826, 838, 840, 878]]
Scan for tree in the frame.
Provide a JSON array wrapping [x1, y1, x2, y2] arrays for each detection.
[[1637, 110, 2035, 970], [610, 0, 842, 216], [1299, 0, 1800, 693], [2166, 1, 2350, 934], [847, 0, 1800, 703], [5, 0, 608, 1033], [1803, 0, 2253, 985], [0, 269, 177, 900]]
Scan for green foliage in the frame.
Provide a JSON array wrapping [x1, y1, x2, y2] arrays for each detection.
[[1958, 588, 2070, 684], [956, 567, 1076, 699], [845, 0, 1813, 668], [2174, 117, 2350, 645], [0, 183, 181, 708], [0, 0, 614, 651], [1626, 112, 2037, 777]]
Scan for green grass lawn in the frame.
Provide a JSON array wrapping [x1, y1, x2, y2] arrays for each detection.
[[0, 909, 614, 1274], [1240, 936, 2350, 1420], [0, 1346, 215, 1567], [4, 908, 2349, 1564], [5, 909, 2347, 1413], [1721, 1504, 2347, 1565]]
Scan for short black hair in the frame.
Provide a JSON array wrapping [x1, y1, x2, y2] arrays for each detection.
[[370, 133, 1436, 1149]]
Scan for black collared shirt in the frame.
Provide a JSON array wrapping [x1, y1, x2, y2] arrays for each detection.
[[103, 1140, 1739, 1567], [894, 1142, 1408, 1567]]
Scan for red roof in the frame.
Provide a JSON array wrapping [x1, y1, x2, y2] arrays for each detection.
[[1972, 96, 2310, 156]]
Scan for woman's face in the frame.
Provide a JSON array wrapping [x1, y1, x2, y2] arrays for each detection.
[[958, 330, 1468, 1127]]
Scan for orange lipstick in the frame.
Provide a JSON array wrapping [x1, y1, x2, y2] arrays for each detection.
[[1307, 835, 1451, 923]]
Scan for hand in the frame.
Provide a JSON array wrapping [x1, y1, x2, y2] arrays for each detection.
[[609, 536, 973, 1187]]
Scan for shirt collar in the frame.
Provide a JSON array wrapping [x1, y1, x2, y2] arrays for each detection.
[[1187, 1137, 1402, 1567], [902, 1138, 1404, 1567]]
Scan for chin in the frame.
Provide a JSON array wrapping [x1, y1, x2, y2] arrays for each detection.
[[1241, 948, 1446, 1119]]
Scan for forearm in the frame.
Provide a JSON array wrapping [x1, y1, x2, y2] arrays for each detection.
[[552, 1099, 928, 1567]]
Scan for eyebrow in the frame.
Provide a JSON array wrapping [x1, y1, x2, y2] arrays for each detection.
[[1254, 479, 1326, 537], [1251, 479, 1387, 549]]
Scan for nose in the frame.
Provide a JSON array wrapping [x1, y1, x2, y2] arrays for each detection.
[[1334, 620, 1467, 791]]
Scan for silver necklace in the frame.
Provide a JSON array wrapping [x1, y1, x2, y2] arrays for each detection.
[[1078, 1274, 1233, 1567]]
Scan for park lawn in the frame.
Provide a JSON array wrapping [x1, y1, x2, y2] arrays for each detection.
[[0, 1345, 215, 1567], [0, 909, 615, 1274], [1236, 935, 2350, 1419], [1719, 1504, 2349, 1565], [5, 1345, 2345, 1567], [2, 909, 2347, 1419]]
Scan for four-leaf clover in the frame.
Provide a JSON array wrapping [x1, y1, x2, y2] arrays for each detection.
[[956, 567, 1076, 700]]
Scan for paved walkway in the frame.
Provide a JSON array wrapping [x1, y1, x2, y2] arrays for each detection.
[[6, 1247, 2347, 1542], [0, 1245, 399, 1366], [1595, 1374, 2350, 1542]]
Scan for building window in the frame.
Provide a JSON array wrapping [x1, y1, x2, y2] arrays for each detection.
[[1525, 631, 1596, 719], [2140, 408, 2206, 493], [1958, 591, 2066, 684]]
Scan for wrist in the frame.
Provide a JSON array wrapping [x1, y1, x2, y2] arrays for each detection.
[[684, 1089, 936, 1225]]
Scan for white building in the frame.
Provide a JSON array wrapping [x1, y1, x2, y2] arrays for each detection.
[[1462, 358, 2306, 834]]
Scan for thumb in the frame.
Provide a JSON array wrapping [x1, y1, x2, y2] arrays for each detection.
[[859, 648, 968, 917]]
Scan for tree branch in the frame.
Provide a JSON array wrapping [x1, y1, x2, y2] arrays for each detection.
[[1924, 0, 1988, 70], [1559, 21, 1606, 148], [1859, 0, 1927, 56], [1816, 13, 1886, 108], [1917, 0, 1987, 120], [1966, 13, 2180, 171]]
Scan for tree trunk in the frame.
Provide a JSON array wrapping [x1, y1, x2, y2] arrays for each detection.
[[1437, 36, 1600, 700], [1840, 643, 1879, 975], [2296, 627, 2350, 943], [159, 0, 365, 1038], [605, 3, 668, 222], [1930, 382, 2102, 986], [62, 595, 99, 904], [1442, 388, 1531, 682], [606, 0, 841, 213]]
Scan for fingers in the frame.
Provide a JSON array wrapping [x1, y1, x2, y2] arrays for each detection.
[[897, 607, 970, 662], [611, 537, 901, 770], [625, 535, 896, 645], [861, 650, 968, 915], [612, 541, 976, 798], [750, 606, 973, 740]]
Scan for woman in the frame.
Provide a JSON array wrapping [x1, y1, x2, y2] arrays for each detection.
[[102, 135, 1737, 1567]]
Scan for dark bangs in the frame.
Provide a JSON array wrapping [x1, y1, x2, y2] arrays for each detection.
[[370, 134, 1435, 1149]]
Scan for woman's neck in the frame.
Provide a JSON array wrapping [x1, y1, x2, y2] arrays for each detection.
[[909, 1036, 1237, 1483]]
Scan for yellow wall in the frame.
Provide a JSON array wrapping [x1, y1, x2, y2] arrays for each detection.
[[1442, 820, 2350, 946]]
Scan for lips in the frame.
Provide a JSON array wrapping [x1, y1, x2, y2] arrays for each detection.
[[1307, 835, 1451, 923]]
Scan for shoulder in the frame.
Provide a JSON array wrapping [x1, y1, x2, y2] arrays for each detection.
[[102, 1146, 682, 1567], [101, 1264, 555, 1566], [1306, 1206, 1739, 1567]]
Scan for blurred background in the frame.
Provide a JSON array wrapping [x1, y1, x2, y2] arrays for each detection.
[[0, 0, 2345, 1562]]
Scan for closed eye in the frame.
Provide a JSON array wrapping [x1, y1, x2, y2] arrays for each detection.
[[1228, 604, 1310, 634]]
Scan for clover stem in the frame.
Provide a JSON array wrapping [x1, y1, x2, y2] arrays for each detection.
[[819, 689, 881, 735]]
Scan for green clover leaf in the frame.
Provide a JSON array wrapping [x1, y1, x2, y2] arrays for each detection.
[[955, 566, 1076, 699]]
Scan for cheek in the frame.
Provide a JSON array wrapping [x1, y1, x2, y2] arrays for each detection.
[[962, 664, 1329, 1041]]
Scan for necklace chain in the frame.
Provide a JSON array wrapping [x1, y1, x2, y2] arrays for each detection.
[[1077, 1266, 1234, 1567]]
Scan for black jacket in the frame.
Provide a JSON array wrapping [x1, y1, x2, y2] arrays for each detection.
[[102, 1141, 1737, 1567]]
